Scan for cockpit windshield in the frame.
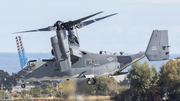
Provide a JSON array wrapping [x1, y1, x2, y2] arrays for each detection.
[[23, 60, 37, 71]]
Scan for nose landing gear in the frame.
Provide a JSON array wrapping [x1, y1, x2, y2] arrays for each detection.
[[21, 80, 26, 88], [21, 83, 26, 88], [87, 78, 96, 85]]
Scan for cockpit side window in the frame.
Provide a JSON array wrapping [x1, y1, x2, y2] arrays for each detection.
[[27, 62, 36, 71], [23, 61, 36, 71]]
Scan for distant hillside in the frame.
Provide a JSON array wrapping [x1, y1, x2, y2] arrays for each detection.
[[0, 53, 179, 75]]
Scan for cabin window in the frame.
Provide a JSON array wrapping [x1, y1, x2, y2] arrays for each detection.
[[85, 59, 92, 67]]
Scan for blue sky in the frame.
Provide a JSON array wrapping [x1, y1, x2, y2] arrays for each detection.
[[1, 0, 180, 54]]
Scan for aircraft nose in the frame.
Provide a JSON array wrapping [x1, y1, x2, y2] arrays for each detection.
[[12, 72, 24, 79], [12, 72, 19, 79]]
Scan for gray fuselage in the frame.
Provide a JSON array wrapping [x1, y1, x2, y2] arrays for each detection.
[[15, 51, 145, 82]]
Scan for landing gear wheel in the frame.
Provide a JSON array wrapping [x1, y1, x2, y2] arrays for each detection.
[[87, 78, 96, 85], [21, 84, 26, 88], [92, 78, 96, 85], [87, 78, 92, 85]]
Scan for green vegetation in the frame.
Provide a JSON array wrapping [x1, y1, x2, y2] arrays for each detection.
[[13, 99, 64, 101], [113, 60, 180, 101], [76, 77, 123, 96], [19, 80, 76, 99], [2, 60, 180, 101], [0, 70, 17, 91]]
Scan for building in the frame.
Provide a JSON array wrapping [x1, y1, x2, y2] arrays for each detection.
[[174, 56, 180, 61], [12, 83, 35, 92]]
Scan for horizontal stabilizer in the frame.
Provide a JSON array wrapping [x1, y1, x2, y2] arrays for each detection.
[[145, 30, 170, 61]]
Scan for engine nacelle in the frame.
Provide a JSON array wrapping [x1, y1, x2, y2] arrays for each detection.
[[51, 35, 71, 72]]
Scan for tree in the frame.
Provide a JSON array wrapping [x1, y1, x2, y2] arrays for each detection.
[[50, 87, 57, 97], [114, 89, 134, 101], [14, 93, 19, 98], [95, 78, 109, 95], [30, 86, 40, 98], [151, 64, 159, 85], [58, 83, 63, 90], [0, 70, 17, 91], [76, 79, 96, 95], [20, 90, 30, 98], [114, 60, 180, 101], [62, 80, 75, 98], [76, 77, 110, 96], [0, 90, 7, 98], [101, 77, 122, 96], [116, 61, 154, 101], [55, 80, 76, 98], [40, 82, 53, 95], [158, 60, 180, 100], [128, 61, 152, 94]]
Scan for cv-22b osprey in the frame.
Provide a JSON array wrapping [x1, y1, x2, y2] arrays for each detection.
[[13, 11, 170, 88]]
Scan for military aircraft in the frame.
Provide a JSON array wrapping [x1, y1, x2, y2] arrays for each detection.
[[13, 11, 170, 88]]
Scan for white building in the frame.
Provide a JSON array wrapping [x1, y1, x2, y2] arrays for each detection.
[[12, 83, 35, 92]]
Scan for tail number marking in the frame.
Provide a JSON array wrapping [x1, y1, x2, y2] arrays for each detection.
[[152, 46, 157, 50]]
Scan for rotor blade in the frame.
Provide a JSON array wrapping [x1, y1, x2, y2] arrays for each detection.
[[13, 26, 56, 34], [76, 13, 118, 29], [62, 11, 103, 29]]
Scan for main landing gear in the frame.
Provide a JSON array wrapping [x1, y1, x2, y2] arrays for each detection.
[[87, 78, 96, 85]]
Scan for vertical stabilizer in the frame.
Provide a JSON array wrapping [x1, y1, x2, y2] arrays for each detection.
[[145, 30, 170, 61]]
